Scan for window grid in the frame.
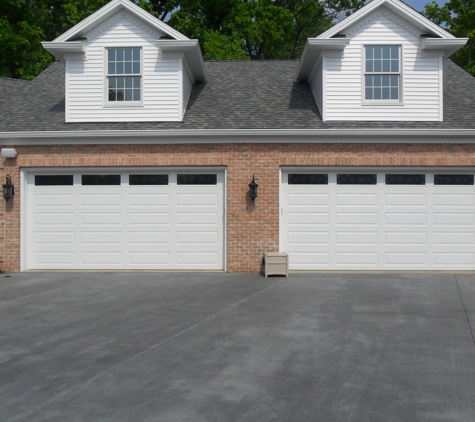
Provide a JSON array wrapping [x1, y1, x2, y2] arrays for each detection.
[[107, 48, 141, 102], [365, 46, 400, 101]]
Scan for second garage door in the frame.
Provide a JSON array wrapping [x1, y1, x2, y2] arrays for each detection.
[[25, 169, 225, 270], [281, 169, 475, 271]]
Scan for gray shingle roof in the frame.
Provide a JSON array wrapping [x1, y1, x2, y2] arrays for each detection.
[[1, 59, 474, 132]]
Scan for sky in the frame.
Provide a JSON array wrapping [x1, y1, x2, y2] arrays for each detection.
[[398, 0, 447, 12]]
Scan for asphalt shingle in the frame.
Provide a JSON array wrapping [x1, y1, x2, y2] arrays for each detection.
[[0, 59, 474, 132]]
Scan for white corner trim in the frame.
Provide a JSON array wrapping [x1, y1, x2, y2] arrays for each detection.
[[178, 57, 184, 122], [439, 56, 443, 121]]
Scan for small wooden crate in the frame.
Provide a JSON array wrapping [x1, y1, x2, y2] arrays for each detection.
[[264, 252, 288, 277]]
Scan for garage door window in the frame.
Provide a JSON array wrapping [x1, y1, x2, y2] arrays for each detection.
[[177, 174, 217, 185], [434, 174, 474, 185], [35, 175, 73, 186], [385, 174, 425, 185], [129, 174, 168, 185], [288, 174, 328, 184], [337, 174, 377, 184], [82, 175, 121, 185]]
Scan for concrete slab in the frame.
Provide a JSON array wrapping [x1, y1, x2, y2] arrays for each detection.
[[0, 272, 474, 421]]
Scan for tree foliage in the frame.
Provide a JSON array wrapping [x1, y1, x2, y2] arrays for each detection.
[[1, 0, 364, 79], [423, 0, 475, 76]]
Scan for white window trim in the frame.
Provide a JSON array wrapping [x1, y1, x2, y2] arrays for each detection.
[[361, 44, 404, 106], [103, 47, 144, 107]]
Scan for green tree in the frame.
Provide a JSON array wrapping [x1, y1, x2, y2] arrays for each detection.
[[423, 0, 475, 75]]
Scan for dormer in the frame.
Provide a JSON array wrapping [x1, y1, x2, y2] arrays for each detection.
[[296, 0, 468, 121], [41, 0, 206, 123]]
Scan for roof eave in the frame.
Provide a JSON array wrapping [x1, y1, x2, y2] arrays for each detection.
[[422, 38, 469, 58], [156, 40, 207, 81]]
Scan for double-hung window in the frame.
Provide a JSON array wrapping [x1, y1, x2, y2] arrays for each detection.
[[364, 45, 400, 102], [107, 48, 141, 103]]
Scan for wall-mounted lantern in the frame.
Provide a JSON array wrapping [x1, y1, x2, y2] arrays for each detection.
[[248, 175, 258, 201], [3, 175, 14, 202]]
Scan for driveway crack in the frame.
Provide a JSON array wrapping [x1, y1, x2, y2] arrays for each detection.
[[455, 274, 475, 348]]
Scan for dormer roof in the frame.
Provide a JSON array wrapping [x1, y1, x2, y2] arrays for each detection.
[[296, 0, 468, 81], [41, 0, 207, 81]]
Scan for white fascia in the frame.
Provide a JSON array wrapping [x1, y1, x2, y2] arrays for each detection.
[[157, 40, 207, 82], [295, 38, 350, 82], [1, 129, 475, 145], [421, 38, 469, 58], [41, 41, 86, 61]]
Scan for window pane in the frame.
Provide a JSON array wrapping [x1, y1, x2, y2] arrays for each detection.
[[288, 174, 328, 184], [385, 174, 425, 185], [366, 60, 373, 72], [374, 87, 381, 100], [108, 63, 115, 74], [383, 59, 390, 72], [129, 175, 168, 185], [108, 49, 115, 61], [382, 87, 390, 99], [133, 76, 140, 87], [382, 75, 389, 86], [337, 174, 377, 185], [35, 175, 74, 186], [116, 62, 123, 74], [383, 46, 390, 59], [434, 174, 474, 185], [391, 46, 399, 59], [125, 77, 132, 88], [391, 60, 399, 72], [116, 77, 124, 88], [366, 46, 373, 59], [391, 87, 398, 99], [133, 89, 140, 101], [365, 87, 373, 100], [125, 89, 132, 101], [177, 174, 217, 185], [117, 49, 123, 61], [109, 77, 116, 88], [133, 62, 140, 74], [125, 62, 132, 74], [82, 175, 121, 185], [133, 48, 140, 61], [125, 49, 132, 61], [374, 47, 381, 59], [117, 89, 124, 101], [374, 60, 381, 72], [109, 90, 116, 101]]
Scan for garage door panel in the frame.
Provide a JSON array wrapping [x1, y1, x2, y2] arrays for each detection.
[[385, 213, 427, 225], [385, 253, 427, 265], [35, 213, 75, 226], [81, 232, 122, 244], [128, 231, 170, 244], [287, 193, 329, 206], [433, 213, 474, 226], [34, 194, 74, 207], [385, 194, 427, 206], [336, 232, 378, 245], [128, 193, 169, 206], [282, 169, 475, 270], [27, 169, 225, 270], [128, 212, 170, 225], [337, 213, 378, 225], [434, 194, 475, 206], [385, 232, 427, 245], [81, 194, 122, 207], [336, 194, 378, 206], [128, 252, 170, 265], [288, 212, 329, 225]]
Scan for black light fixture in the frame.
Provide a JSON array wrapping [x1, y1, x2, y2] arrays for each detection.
[[248, 174, 258, 201], [3, 175, 14, 202]]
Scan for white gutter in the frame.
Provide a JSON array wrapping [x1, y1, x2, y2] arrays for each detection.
[[1, 129, 475, 145]]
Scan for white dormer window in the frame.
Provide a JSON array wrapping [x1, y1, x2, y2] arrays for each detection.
[[364, 46, 401, 102], [106, 48, 142, 103]]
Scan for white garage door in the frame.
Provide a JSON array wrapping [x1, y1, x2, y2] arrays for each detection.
[[281, 169, 475, 271], [25, 169, 225, 270]]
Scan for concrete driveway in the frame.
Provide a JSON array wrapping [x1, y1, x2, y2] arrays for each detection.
[[1, 272, 474, 421]]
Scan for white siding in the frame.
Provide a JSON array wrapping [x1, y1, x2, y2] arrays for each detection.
[[66, 12, 181, 122], [182, 61, 193, 117], [309, 58, 323, 117], [325, 8, 441, 121]]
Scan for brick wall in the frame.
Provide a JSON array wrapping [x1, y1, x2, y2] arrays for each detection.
[[2, 142, 475, 272]]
